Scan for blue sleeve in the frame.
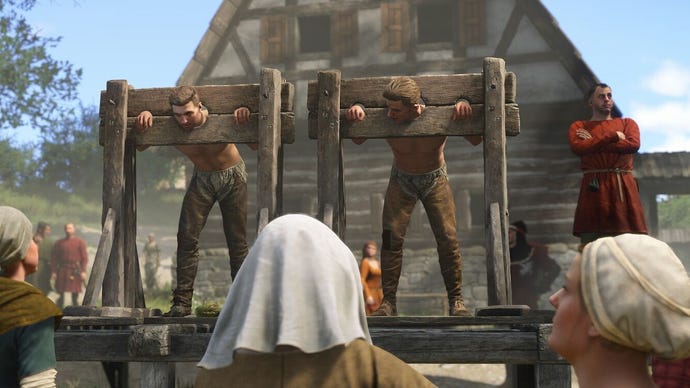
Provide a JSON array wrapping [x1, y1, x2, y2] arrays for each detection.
[[17, 318, 57, 380]]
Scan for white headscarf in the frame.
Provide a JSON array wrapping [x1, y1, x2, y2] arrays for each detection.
[[198, 214, 371, 369], [581, 234, 690, 360], [0, 206, 33, 269]]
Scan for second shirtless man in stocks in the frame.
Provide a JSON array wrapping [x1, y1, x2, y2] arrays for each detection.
[[346, 76, 481, 316], [135, 86, 251, 317]]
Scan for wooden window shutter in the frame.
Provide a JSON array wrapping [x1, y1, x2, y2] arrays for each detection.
[[332, 10, 359, 57], [458, 0, 486, 47], [381, 2, 409, 52], [261, 15, 288, 64]]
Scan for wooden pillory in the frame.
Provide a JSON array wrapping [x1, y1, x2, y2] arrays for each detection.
[[87, 67, 295, 309], [55, 60, 571, 387], [308, 57, 518, 305]]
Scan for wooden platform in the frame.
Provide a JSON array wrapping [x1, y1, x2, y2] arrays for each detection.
[[55, 312, 562, 364]]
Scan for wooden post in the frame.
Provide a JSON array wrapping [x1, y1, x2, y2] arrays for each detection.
[[316, 70, 343, 237], [101, 80, 127, 307], [483, 57, 511, 306], [123, 141, 140, 307], [257, 68, 282, 233], [83, 208, 116, 306], [487, 203, 508, 305]]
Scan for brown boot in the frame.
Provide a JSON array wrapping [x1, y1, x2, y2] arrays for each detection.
[[439, 249, 468, 316], [370, 300, 397, 316], [377, 236, 403, 317], [163, 288, 193, 317], [163, 305, 192, 317], [449, 298, 472, 317]]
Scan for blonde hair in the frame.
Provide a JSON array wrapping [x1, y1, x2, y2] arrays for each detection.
[[383, 77, 421, 107]]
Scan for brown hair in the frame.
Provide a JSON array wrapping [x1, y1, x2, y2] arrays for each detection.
[[169, 86, 200, 107], [362, 240, 378, 258], [383, 77, 421, 107], [586, 83, 610, 100]]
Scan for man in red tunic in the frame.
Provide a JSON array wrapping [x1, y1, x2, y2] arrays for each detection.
[[51, 223, 88, 308], [568, 83, 648, 247]]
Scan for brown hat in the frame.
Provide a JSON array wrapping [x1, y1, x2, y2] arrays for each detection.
[[0, 206, 33, 269], [581, 234, 690, 360]]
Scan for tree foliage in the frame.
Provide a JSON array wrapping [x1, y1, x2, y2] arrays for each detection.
[[0, 0, 183, 207], [658, 195, 690, 229], [0, 138, 36, 188], [0, 0, 82, 134], [37, 104, 102, 199]]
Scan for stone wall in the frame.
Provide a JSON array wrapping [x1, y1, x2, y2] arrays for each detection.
[[186, 243, 580, 316]]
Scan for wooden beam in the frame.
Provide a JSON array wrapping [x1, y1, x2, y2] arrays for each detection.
[[122, 113, 295, 146], [482, 58, 510, 306], [316, 70, 343, 236], [99, 83, 294, 117], [101, 80, 127, 307], [257, 68, 282, 230], [83, 208, 116, 306], [308, 104, 520, 139], [123, 142, 138, 308], [54, 321, 567, 366], [307, 72, 517, 110]]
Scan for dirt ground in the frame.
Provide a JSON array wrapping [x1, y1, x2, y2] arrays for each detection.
[[56, 361, 577, 387]]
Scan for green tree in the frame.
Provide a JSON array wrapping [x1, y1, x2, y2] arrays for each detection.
[[38, 104, 102, 199], [658, 195, 690, 229], [38, 103, 183, 200], [0, 0, 82, 134], [0, 138, 36, 188]]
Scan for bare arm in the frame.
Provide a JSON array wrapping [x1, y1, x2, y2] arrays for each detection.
[[134, 111, 153, 151], [452, 99, 482, 145], [233, 106, 258, 150], [346, 104, 367, 145]]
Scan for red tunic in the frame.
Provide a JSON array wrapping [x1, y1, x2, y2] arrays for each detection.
[[568, 118, 648, 237], [51, 237, 88, 293]]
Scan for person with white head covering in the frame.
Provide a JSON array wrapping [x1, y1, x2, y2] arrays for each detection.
[[0, 206, 62, 387], [195, 214, 435, 387], [548, 233, 690, 387]]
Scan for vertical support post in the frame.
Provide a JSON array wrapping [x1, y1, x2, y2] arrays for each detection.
[[316, 70, 342, 237], [257, 68, 282, 233], [483, 57, 511, 305], [123, 141, 140, 307], [101, 80, 127, 307]]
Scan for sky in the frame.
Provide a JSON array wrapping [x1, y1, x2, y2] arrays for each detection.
[[16, 0, 690, 153]]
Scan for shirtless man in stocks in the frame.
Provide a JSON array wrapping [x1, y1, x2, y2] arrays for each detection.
[[347, 76, 481, 316], [135, 86, 251, 316]]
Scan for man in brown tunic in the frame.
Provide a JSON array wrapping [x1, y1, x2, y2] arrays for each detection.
[[51, 223, 88, 308]]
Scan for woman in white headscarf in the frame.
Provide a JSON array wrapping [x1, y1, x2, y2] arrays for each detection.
[[548, 234, 690, 387], [195, 214, 435, 387], [0, 206, 62, 388]]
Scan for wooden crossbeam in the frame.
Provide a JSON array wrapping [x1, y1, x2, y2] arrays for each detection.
[[307, 104, 520, 139], [123, 114, 295, 146], [307, 72, 516, 110], [100, 83, 294, 116]]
